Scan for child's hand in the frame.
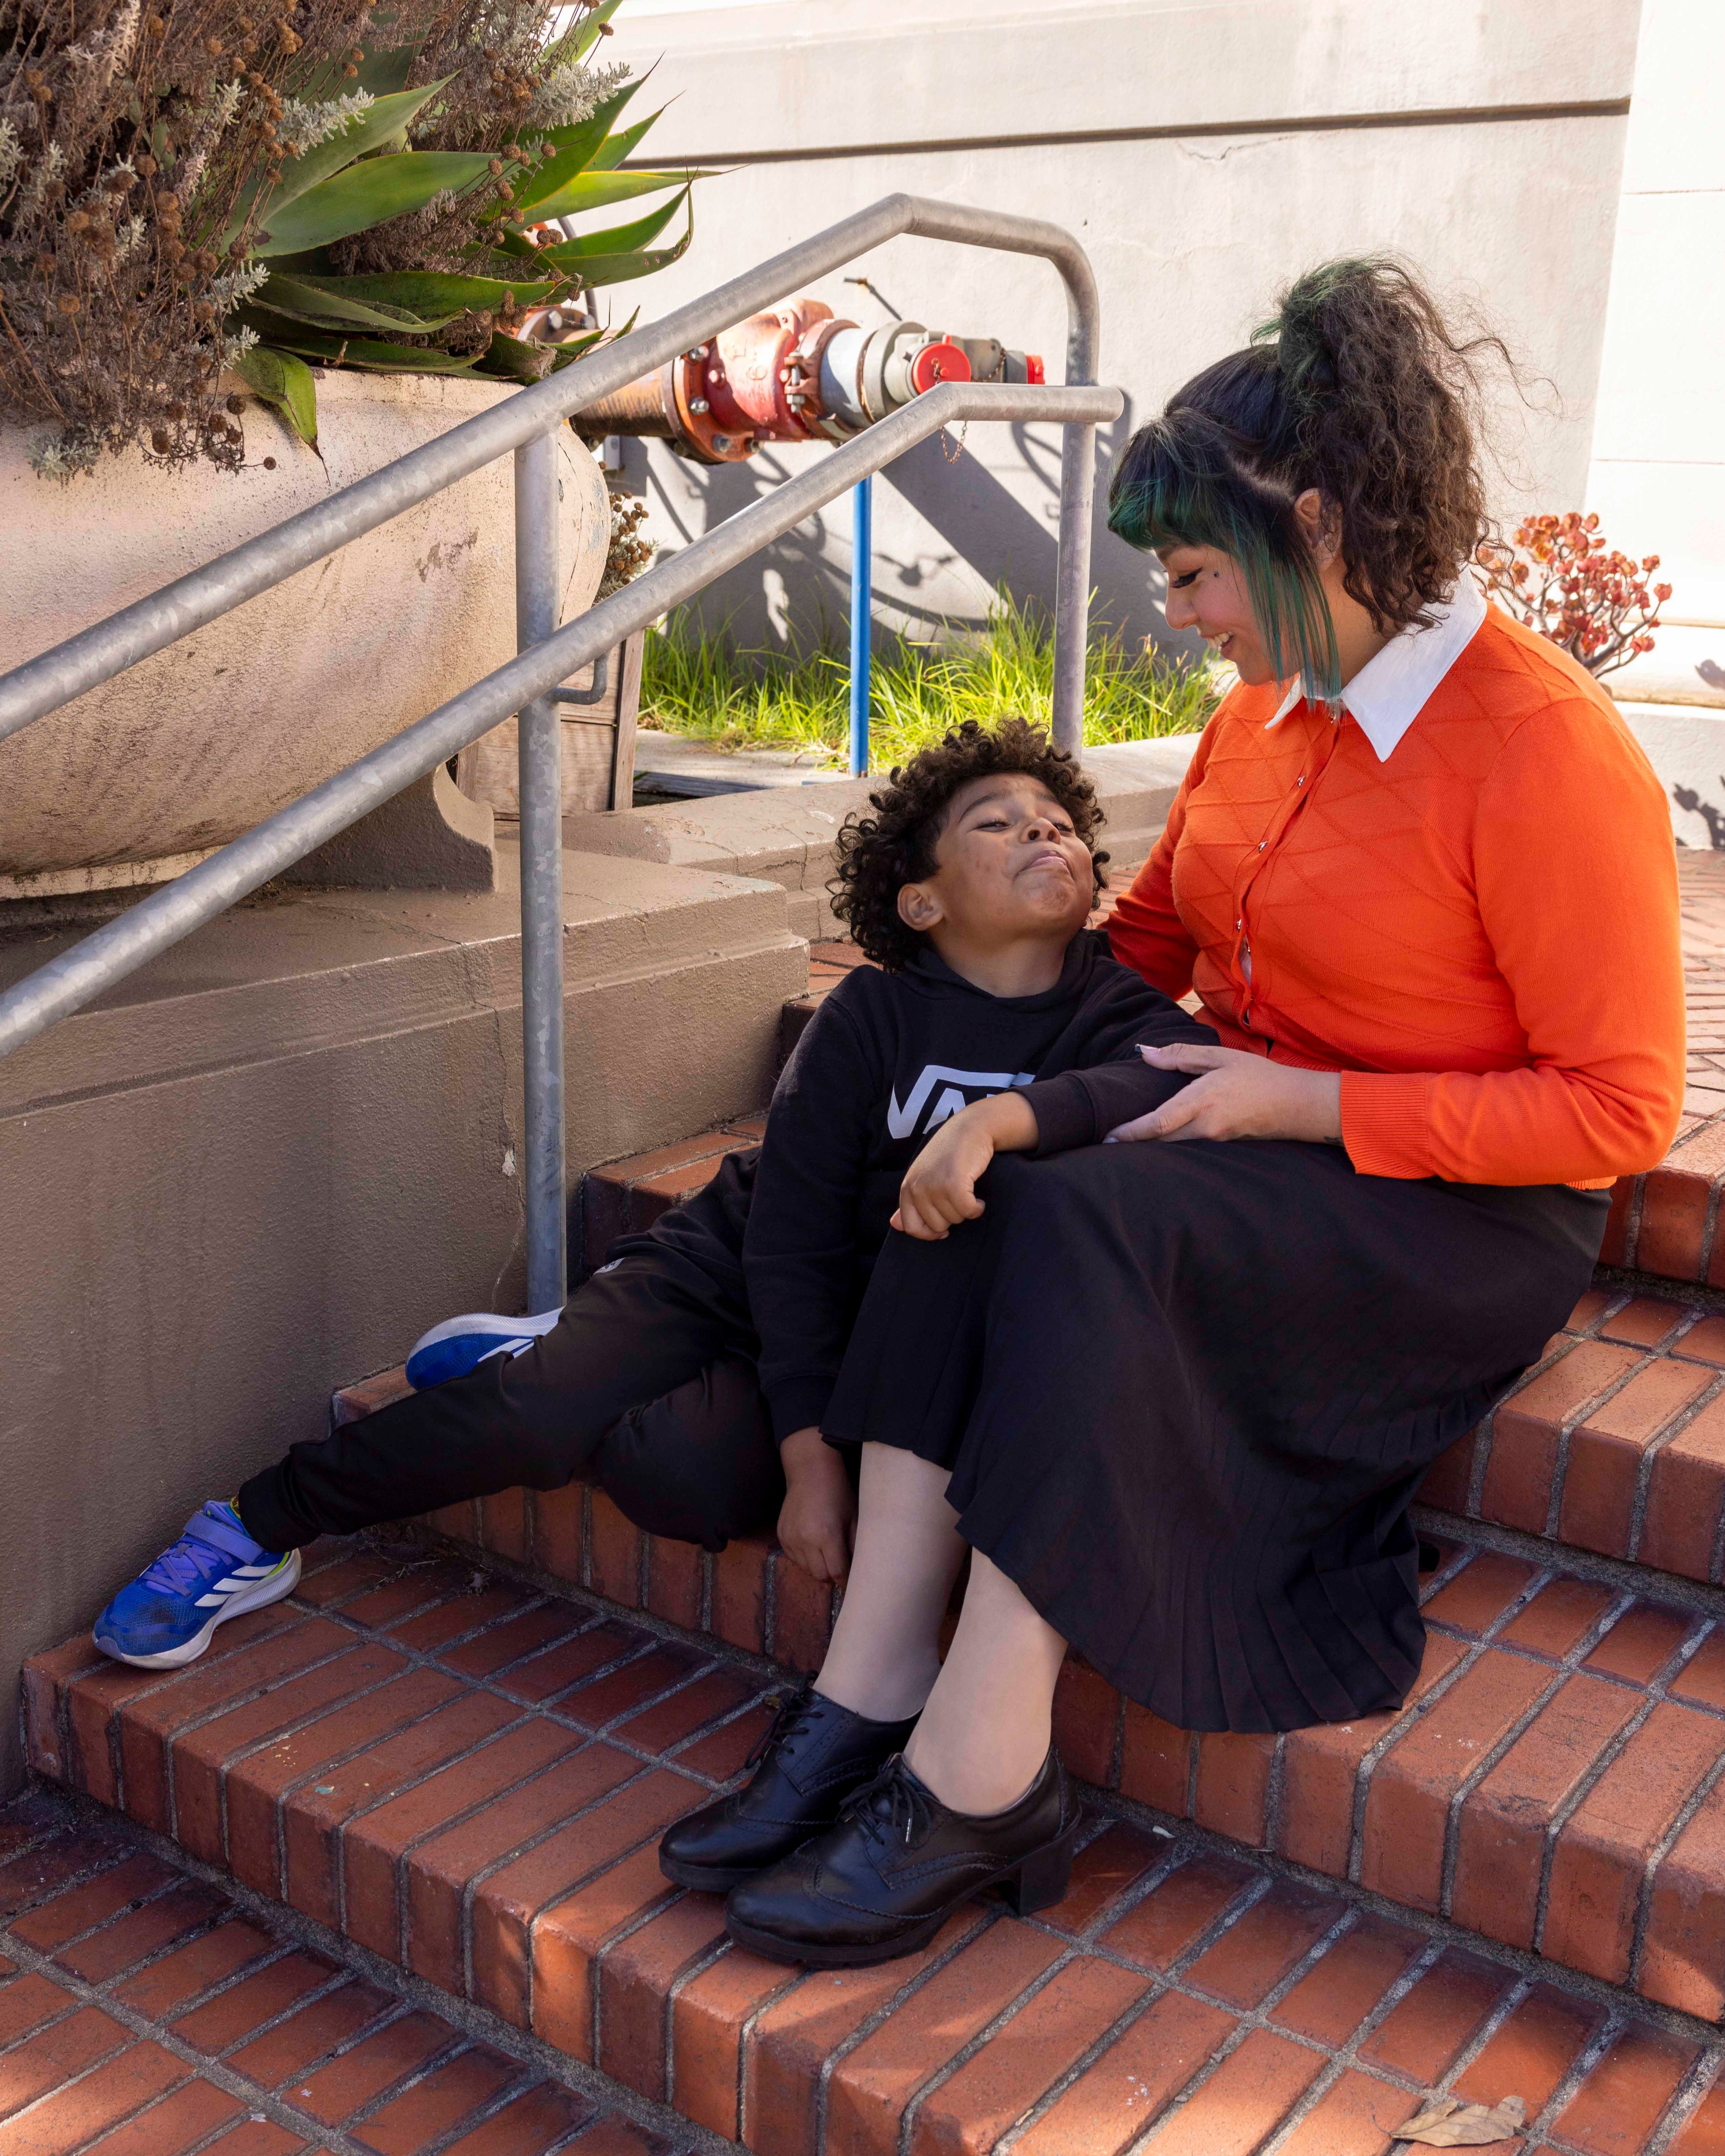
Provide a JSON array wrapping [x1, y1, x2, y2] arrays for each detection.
[[892, 1091, 1039, 1240], [777, 1426, 856, 1583]]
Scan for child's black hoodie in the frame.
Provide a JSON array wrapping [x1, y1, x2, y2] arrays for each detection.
[[627, 927, 1216, 1443]]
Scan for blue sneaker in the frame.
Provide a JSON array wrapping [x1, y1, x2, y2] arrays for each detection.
[[93, 1502, 301, 1670], [404, 1308, 562, 1390]]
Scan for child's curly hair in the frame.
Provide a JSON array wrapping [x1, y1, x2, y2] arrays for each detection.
[[829, 717, 1108, 970]]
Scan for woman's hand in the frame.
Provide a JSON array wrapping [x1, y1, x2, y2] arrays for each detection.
[[776, 1426, 856, 1583], [892, 1091, 1039, 1240], [1107, 1044, 1344, 1145]]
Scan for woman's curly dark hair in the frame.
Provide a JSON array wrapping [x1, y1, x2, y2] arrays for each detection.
[[829, 717, 1108, 970], [1106, 257, 1520, 707]]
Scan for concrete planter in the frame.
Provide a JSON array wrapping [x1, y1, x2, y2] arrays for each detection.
[[0, 369, 610, 899]]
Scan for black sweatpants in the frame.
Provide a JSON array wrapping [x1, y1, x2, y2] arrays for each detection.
[[235, 1248, 786, 1555]]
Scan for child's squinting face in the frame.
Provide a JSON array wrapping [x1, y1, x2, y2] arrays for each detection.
[[914, 772, 1095, 944]]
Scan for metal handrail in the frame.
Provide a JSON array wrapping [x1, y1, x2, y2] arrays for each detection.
[[0, 197, 1118, 1309]]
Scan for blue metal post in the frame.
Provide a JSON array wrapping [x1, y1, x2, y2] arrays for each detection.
[[849, 476, 873, 776]]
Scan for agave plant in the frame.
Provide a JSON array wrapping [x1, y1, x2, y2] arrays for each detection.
[[0, 0, 702, 471], [228, 1, 704, 448]]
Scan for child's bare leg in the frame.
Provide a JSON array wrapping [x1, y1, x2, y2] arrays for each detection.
[[904, 1549, 1066, 1814], [813, 1443, 964, 1722]]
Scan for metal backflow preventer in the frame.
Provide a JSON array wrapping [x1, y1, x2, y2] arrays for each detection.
[[554, 297, 1046, 462]]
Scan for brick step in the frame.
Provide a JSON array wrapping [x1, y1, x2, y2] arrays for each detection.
[[0, 1789, 698, 2156], [25, 1540, 1725, 2156]]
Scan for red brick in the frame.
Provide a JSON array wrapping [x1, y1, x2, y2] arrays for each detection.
[[426, 1500, 480, 1542], [632, 1158, 727, 1216], [1420, 1551, 1539, 1636], [1013, 1991, 1233, 2156], [339, 1557, 475, 1633], [0, 2006, 134, 2123], [111, 1917, 277, 2019], [0, 1972, 82, 2049], [1452, 1983, 1605, 2114], [1553, 2023, 1700, 2155], [437, 1602, 591, 1681], [1117, 1707, 1190, 1816], [289, 1549, 408, 1609], [1038, 1824, 1166, 1939], [224, 1977, 395, 2089], [0, 2038, 185, 2155], [1270, 1916, 1424, 2047], [1499, 1576, 1617, 1659], [1099, 1854, 1255, 1972], [77, 2080, 241, 2156], [1451, 1671, 1641, 1949], [172, 1640, 408, 1866], [1588, 1600, 1698, 1682], [1677, 1316, 1725, 1368], [492, 1622, 645, 1707], [479, 1489, 530, 1564], [113, 1614, 347, 1834], [188, 2122, 303, 2156], [670, 1946, 798, 2141], [1356, 1948, 1513, 2081], [588, 1493, 643, 1608], [1271, 2071, 1422, 2155], [438, 2084, 594, 2156], [20, 1641, 102, 1784], [614, 1668, 757, 1758], [349, 2045, 519, 2155], [1191, 1731, 1276, 1845], [227, 1664, 469, 1898], [1483, 1342, 1643, 1532], [1601, 1298, 1690, 1348], [1562, 1358, 1716, 1557], [1278, 1633, 1467, 1877], [1671, 2072, 1725, 2156], [909, 1957, 1148, 2156], [529, 1848, 694, 2065], [57, 1882, 226, 1984], [1569, 1288, 1616, 1333], [674, 1700, 774, 1784], [389, 1583, 537, 1658], [1051, 1661, 1118, 1788], [743, 1916, 986, 2156], [555, 2121, 664, 2156], [466, 1766, 694, 2025], [527, 1484, 585, 1585], [1542, 1702, 1725, 1982], [1416, 1433, 1476, 1512], [173, 1949, 340, 2056], [559, 1645, 706, 1732], [825, 1920, 1066, 2156], [1131, 2026, 1323, 2155], [0, 1831, 122, 1920], [283, 2009, 454, 2124], [643, 1536, 704, 1632], [1673, 1630, 1725, 1711], [596, 1895, 728, 2100], [1184, 1881, 1336, 2010], [1638, 1164, 1712, 1282], [710, 1537, 771, 1654], [281, 1688, 523, 1930], [333, 1367, 412, 1423], [340, 1719, 586, 1963], [772, 1559, 835, 1677], [1642, 1773, 1725, 2017], [1644, 1396, 1725, 1580], [1599, 1178, 1634, 1267], [8, 1851, 177, 1949], [1360, 1647, 1553, 1912]]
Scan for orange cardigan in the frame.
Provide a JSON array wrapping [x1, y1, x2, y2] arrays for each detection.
[[1107, 605, 1685, 1186]]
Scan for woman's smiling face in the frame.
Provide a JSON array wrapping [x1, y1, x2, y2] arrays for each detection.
[[1157, 543, 1276, 683]]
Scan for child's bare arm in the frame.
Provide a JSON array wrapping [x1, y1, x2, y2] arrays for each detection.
[[776, 1427, 856, 1583]]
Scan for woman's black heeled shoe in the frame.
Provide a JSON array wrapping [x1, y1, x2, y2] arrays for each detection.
[[723, 1747, 1081, 1967], [658, 1682, 920, 1892]]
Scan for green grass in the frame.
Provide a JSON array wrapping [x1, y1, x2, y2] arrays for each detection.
[[638, 594, 1219, 770]]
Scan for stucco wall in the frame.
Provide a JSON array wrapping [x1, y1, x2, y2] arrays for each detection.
[[609, 0, 1639, 656]]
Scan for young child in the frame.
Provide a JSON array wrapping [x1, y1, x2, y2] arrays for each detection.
[[91, 719, 1215, 1702]]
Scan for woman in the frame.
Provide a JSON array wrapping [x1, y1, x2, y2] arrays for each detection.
[[664, 257, 1686, 1968]]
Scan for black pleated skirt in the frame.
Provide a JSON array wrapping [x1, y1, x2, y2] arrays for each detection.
[[820, 1141, 1608, 1734]]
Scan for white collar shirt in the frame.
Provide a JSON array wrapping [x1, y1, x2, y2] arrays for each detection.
[[1265, 575, 1488, 761]]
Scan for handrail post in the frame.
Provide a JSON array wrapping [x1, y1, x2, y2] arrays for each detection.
[[514, 426, 568, 1313], [849, 477, 873, 778], [1049, 290, 1100, 762]]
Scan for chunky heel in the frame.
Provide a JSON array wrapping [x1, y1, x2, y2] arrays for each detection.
[[1000, 1823, 1080, 1917]]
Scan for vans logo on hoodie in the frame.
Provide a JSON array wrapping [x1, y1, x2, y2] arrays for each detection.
[[887, 1064, 1036, 1140]]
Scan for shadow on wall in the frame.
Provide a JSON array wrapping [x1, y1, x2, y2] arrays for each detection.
[[641, 397, 1210, 665], [1675, 784, 1725, 850]]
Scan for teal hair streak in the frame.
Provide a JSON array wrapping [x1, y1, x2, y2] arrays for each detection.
[[1106, 417, 1343, 714]]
